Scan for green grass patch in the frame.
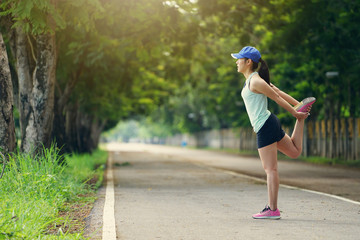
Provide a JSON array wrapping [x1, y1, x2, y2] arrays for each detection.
[[0, 147, 107, 239], [191, 146, 360, 168], [114, 162, 130, 167], [294, 155, 360, 167]]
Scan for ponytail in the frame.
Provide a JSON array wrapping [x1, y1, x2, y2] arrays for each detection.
[[258, 58, 270, 85], [246, 57, 271, 85]]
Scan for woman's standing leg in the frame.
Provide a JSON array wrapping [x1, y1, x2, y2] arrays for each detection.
[[255, 116, 308, 215], [258, 142, 279, 210]]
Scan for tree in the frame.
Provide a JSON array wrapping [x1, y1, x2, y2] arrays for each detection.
[[0, 31, 16, 155], [46, 0, 193, 153], [1, 0, 64, 153]]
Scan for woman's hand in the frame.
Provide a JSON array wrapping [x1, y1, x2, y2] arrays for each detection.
[[293, 105, 312, 119], [293, 111, 310, 119]]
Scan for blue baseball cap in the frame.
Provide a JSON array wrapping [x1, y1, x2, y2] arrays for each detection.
[[231, 46, 261, 63]]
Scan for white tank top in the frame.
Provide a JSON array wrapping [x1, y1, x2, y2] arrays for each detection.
[[241, 72, 271, 133]]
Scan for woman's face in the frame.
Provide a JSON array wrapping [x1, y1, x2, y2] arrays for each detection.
[[236, 58, 247, 73]]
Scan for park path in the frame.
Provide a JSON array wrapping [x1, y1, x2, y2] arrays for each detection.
[[108, 143, 360, 202], [85, 143, 360, 240]]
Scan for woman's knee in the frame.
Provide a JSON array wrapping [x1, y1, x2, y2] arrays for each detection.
[[278, 137, 302, 159], [288, 149, 302, 159], [264, 166, 278, 175]]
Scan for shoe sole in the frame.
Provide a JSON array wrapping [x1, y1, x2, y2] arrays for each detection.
[[252, 216, 281, 220], [294, 97, 316, 112]]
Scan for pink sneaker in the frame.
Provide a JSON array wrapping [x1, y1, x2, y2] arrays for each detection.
[[252, 205, 281, 220], [294, 97, 316, 112]]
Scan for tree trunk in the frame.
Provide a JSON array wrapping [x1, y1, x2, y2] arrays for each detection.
[[312, 120, 316, 156], [316, 121, 321, 156], [336, 103, 341, 158], [330, 110, 335, 159], [303, 123, 308, 157], [321, 120, 326, 157], [65, 103, 79, 152], [0, 16, 19, 108], [64, 103, 105, 154], [345, 118, 349, 160], [15, 28, 57, 153], [0, 32, 16, 155], [52, 98, 67, 152], [90, 117, 107, 151], [15, 28, 33, 152], [52, 64, 84, 154], [353, 118, 358, 160]]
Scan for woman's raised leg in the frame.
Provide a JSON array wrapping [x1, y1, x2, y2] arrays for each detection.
[[277, 118, 305, 159]]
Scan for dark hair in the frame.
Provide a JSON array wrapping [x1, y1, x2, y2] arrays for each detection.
[[245, 58, 270, 85]]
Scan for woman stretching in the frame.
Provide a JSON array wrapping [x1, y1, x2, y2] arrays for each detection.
[[231, 46, 315, 219]]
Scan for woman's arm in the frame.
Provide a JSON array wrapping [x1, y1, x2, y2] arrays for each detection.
[[250, 76, 308, 119], [270, 83, 299, 106]]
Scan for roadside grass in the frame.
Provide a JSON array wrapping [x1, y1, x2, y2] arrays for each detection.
[[290, 155, 360, 168], [0, 147, 107, 239]]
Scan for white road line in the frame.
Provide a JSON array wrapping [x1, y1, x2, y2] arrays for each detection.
[[142, 150, 360, 206], [189, 161, 360, 205], [195, 163, 360, 206], [102, 154, 117, 240]]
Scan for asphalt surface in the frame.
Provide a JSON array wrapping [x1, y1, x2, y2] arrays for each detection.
[[85, 143, 360, 240]]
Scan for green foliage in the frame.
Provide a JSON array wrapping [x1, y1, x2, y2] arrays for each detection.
[[53, 0, 190, 129], [256, 0, 360, 120], [145, 0, 360, 134], [104, 119, 174, 142], [3, 0, 359, 140], [0, 147, 107, 239], [0, 0, 66, 34]]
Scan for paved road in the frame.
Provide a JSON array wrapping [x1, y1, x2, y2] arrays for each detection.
[[86, 143, 360, 240], [107, 143, 360, 202]]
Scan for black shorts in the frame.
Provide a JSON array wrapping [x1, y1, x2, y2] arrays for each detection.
[[256, 113, 285, 149]]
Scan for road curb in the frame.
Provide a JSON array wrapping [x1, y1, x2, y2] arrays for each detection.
[[102, 153, 117, 240]]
